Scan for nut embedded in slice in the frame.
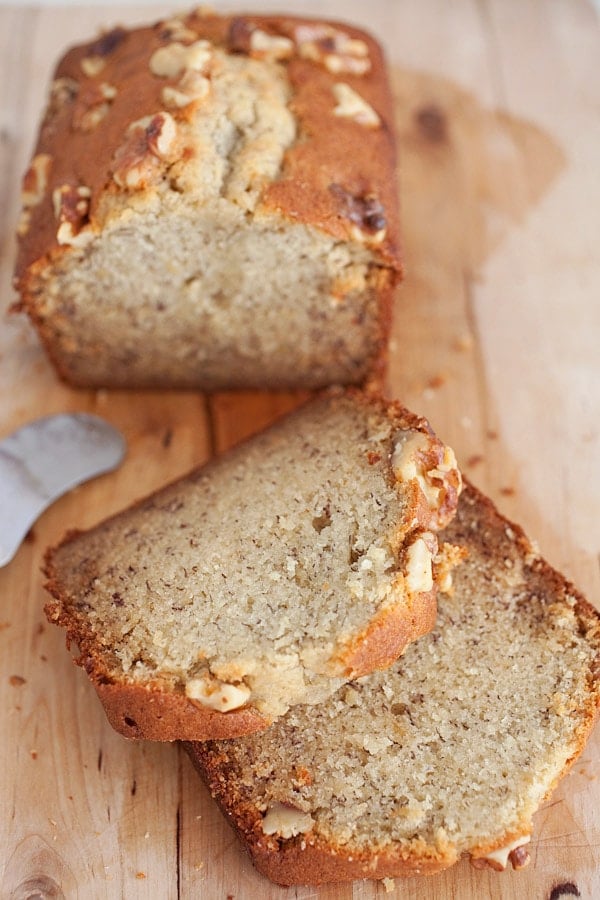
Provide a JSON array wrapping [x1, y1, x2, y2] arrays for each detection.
[[44, 390, 461, 741], [15, 11, 401, 391], [185, 482, 600, 885]]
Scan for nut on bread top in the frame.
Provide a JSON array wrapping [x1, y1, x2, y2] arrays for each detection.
[[15, 9, 401, 286]]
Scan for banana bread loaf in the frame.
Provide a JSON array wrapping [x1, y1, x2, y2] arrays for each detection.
[[186, 481, 600, 885], [14, 10, 401, 390], [44, 390, 461, 740]]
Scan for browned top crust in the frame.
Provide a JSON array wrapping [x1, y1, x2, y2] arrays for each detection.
[[15, 10, 401, 287]]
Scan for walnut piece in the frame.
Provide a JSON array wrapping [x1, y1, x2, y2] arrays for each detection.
[[149, 40, 212, 78], [249, 28, 294, 61], [158, 17, 198, 43], [46, 77, 79, 120], [162, 70, 210, 109], [404, 532, 437, 594], [81, 56, 106, 78], [22, 154, 52, 208], [185, 675, 251, 712], [332, 83, 380, 127], [261, 802, 314, 839], [112, 112, 179, 190], [329, 184, 387, 243], [391, 431, 462, 530], [80, 27, 127, 77], [52, 184, 93, 247], [295, 24, 371, 74], [470, 836, 531, 871], [72, 81, 117, 131]]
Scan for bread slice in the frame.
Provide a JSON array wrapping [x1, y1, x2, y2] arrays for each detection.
[[185, 481, 600, 885], [15, 10, 400, 390], [44, 390, 461, 741]]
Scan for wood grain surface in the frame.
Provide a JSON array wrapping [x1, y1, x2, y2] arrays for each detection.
[[1, 1, 599, 898]]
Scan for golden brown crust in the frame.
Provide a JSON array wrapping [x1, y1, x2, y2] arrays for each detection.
[[43, 389, 458, 742], [16, 12, 401, 279], [93, 679, 270, 742], [14, 11, 401, 391], [333, 587, 437, 678], [185, 739, 453, 884], [183, 480, 600, 885]]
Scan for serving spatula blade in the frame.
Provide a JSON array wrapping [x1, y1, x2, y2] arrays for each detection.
[[0, 413, 126, 567]]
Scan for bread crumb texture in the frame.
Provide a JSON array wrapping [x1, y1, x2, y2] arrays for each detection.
[[45, 392, 461, 726], [187, 483, 600, 883], [16, 11, 401, 389]]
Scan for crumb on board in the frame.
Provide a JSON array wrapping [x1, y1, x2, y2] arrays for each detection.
[[466, 454, 484, 468], [426, 373, 446, 390], [9, 675, 26, 686], [382, 876, 396, 893]]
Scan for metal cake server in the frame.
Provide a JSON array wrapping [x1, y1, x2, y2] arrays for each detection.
[[0, 413, 126, 567]]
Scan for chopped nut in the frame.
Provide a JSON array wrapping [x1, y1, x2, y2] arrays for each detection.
[[72, 81, 117, 131], [149, 40, 212, 78], [100, 82, 117, 101], [52, 184, 93, 247], [17, 209, 31, 237], [471, 836, 531, 871], [52, 184, 90, 220], [145, 112, 177, 157], [21, 154, 52, 208], [46, 77, 79, 120], [295, 24, 371, 74], [162, 70, 210, 108], [509, 845, 531, 870], [112, 112, 179, 190], [332, 83, 379, 127], [186, 674, 251, 712], [249, 28, 294, 61], [81, 56, 106, 78], [433, 542, 466, 595], [81, 30, 126, 78], [391, 432, 462, 529], [55, 224, 94, 248], [404, 533, 436, 594], [261, 802, 314, 839], [329, 184, 386, 241], [158, 17, 198, 43]]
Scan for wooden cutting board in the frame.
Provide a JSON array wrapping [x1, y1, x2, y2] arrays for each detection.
[[1, 1, 599, 897]]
